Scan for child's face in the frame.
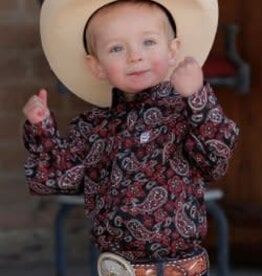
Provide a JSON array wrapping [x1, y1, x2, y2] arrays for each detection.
[[86, 3, 180, 95]]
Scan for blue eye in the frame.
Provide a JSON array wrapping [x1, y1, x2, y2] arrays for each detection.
[[110, 45, 124, 53], [144, 39, 156, 46]]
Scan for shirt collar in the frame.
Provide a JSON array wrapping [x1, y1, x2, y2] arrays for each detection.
[[111, 81, 174, 108]]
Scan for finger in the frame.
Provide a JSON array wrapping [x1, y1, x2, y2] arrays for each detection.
[[177, 57, 192, 68], [38, 89, 48, 106], [184, 56, 195, 63], [24, 102, 44, 116], [24, 95, 42, 111]]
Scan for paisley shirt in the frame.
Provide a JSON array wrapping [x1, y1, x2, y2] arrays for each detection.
[[23, 82, 239, 261]]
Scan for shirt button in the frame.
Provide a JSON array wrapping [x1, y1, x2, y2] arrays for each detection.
[[140, 131, 150, 143]]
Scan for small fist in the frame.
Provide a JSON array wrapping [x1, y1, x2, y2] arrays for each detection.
[[171, 56, 204, 97], [23, 89, 50, 124]]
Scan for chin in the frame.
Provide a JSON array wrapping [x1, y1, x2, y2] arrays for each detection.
[[127, 82, 160, 93]]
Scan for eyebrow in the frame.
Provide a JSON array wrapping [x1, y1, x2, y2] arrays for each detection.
[[101, 31, 162, 49]]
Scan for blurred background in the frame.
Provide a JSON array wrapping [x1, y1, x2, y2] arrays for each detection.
[[0, 0, 261, 275]]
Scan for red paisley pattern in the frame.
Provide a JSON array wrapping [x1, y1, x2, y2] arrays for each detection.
[[23, 82, 239, 261]]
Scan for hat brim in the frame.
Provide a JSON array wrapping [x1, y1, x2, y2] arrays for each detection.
[[40, 0, 218, 107]]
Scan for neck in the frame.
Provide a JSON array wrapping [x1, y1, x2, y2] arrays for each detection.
[[124, 93, 136, 102]]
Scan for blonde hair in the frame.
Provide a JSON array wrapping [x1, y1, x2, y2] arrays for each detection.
[[83, 0, 176, 56]]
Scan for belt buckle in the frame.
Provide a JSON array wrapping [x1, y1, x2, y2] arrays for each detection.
[[97, 252, 135, 276]]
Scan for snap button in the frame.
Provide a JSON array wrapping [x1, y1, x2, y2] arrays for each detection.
[[140, 131, 150, 143]]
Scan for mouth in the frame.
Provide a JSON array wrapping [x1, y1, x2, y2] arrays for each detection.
[[127, 69, 150, 77]]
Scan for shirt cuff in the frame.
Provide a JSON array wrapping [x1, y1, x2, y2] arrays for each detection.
[[23, 113, 57, 152], [186, 83, 218, 127]]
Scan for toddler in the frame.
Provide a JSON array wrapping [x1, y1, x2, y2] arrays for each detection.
[[23, 0, 239, 275]]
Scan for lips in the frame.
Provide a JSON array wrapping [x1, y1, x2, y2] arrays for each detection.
[[127, 69, 149, 76]]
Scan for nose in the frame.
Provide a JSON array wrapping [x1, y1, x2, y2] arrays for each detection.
[[127, 47, 143, 63]]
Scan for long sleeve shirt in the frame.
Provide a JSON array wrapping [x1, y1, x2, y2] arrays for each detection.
[[23, 82, 239, 261]]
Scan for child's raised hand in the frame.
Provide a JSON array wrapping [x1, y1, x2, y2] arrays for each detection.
[[23, 89, 50, 124], [171, 56, 204, 97]]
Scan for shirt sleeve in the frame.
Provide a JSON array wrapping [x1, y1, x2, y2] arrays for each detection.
[[23, 113, 91, 195], [183, 83, 239, 182]]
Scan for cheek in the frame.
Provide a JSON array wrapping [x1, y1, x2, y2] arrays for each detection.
[[151, 55, 170, 75], [102, 61, 124, 83], [101, 59, 120, 75], [106, 65, 121, 79]]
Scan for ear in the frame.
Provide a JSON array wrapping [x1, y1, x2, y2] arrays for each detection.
[[168, 38, 181, 66], [85, 55, 107, 80]]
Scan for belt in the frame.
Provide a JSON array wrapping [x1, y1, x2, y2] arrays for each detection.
[[97, 248, 209, 276]]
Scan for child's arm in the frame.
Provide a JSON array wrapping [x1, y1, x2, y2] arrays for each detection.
[[171, 57, 239, 181], [22, 90, 89, 195], [184, 84, 239, 181]]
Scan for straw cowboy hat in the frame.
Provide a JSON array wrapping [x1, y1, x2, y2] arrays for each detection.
[[40, 0, 218, 107]]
